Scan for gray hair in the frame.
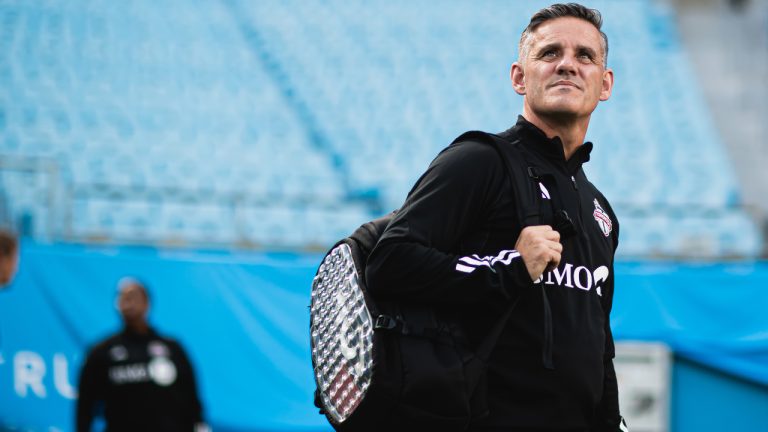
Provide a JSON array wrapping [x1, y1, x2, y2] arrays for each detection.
[[518, 3, 609, 67]]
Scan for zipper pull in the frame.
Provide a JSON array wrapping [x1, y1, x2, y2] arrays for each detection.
[[570, 175, 578, 190]]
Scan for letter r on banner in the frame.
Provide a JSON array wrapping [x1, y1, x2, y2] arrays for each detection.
[[14, 351, 47, 398]]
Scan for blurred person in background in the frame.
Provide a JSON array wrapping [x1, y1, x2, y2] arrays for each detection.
[[0, 229, 19, 431], [76, 278, 209, 432], [0, 229, 18, 289], [366, 3, 627, 431]]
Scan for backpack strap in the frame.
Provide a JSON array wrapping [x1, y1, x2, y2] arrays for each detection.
[[451, 131, 563, 369], [451, 131, 543, 229], [349, 210, 397, 260]]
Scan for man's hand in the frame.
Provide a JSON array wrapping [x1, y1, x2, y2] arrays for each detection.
[[515, 225, 562, 282]]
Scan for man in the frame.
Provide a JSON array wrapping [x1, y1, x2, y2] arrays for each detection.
[[76, 278, 208, 432], [0, 230, 19, 431], [0, 229, 18, 289], [366, 3, 626, 431]]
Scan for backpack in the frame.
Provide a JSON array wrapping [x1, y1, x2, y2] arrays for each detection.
[[309, 131, 571, 431]]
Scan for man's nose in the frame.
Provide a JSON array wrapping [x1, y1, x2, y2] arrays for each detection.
[[555, 55, 577, 75]]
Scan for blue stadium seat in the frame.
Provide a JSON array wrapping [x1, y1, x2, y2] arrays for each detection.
[[0, 0, 760, 256]]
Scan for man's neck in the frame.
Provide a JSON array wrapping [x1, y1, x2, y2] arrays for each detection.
[[521, 109, 590, 160], [125, 321, 150, 335]]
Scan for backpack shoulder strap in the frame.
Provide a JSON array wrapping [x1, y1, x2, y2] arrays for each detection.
[[348, 210, 397, 260], [451, 130, 545, 362], [451, 131, 542, 228]]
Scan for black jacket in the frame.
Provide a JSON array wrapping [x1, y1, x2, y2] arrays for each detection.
[[76, 327, 204, 432], [366, 116, 621, 431]]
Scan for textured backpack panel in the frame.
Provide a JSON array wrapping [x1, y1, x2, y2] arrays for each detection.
[[310, 242, 375, 423]]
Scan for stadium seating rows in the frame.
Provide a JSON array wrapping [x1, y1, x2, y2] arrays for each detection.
[[0, 0, 761, 257]]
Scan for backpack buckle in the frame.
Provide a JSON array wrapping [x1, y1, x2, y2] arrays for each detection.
[[527, 166, 540, 180], [374, 315, 399, 330]]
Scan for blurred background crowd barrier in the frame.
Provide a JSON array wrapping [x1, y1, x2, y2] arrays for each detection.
[[1, 0, 766, 431]]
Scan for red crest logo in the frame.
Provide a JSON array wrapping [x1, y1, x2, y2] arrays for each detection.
[[593, 199, 612, 237]]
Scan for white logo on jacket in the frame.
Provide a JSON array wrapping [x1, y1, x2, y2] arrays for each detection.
[[455, 250, 521, 274], [539, 183, 551, 199], [108, 359, 178, 386], [148, 341, 170, 357], [148, 357, 177, 386], [109, 345, 128, 361], [534, 263, 610, 296]]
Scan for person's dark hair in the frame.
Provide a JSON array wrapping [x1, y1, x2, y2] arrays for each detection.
[[118, 277, 151, 301], [519, 3, 609, 66], [0, 229, 18, 258]]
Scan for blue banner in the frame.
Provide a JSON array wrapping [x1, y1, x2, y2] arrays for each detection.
[[0, 242, 330, 431], [612, 261, 768, 386], [0, 243, 766, 431]]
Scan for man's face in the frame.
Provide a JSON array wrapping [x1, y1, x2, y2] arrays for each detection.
[[512, 17, 613, 121], [0, 250, 18, 288], [117, 283, 149, 325]]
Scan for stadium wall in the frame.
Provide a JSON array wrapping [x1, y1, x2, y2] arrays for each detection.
[[0, 243, 766, 431]]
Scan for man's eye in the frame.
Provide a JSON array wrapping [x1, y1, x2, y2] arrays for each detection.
[[542, 50, 557, 58]]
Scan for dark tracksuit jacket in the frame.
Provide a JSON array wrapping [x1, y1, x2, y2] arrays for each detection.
[[76, 328, 204, 432], [366, 116, 621, 431]]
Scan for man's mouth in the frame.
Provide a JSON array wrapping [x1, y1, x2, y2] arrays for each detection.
[[550, 80, 580, 89]]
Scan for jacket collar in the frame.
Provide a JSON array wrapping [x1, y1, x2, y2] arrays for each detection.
[[501, 115, 593, 174], [121, 326, 158, 340]]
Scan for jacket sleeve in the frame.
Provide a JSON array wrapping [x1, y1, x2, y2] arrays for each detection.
[[76, 348, 106, 432], [366, 140, 533, 305], [594, 220, 623, 431], [172, 341, 205, 425]]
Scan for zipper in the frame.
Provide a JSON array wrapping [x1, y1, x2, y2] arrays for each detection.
[[540, 280, 554, 370], [571, 172, 594, 263], [571, 174, 584, 230]]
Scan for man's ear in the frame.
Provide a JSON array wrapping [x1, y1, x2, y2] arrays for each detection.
[[510, 62, 526, 95], [599, 68, 614, 101]]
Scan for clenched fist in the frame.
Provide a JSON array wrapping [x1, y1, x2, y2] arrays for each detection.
[[515, 225, 563, 282]]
